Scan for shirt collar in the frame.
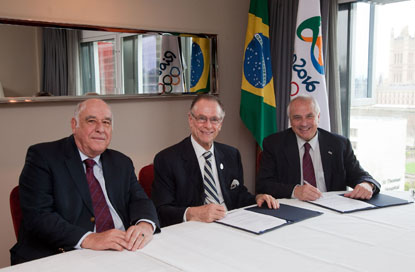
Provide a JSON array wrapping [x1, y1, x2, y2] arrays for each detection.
[[190, 135, 214, 159], [296, 131, 319, 150], [78, 150, 102, 167]]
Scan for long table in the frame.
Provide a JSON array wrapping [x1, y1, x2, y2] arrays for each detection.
[[3, 191, 414, 272]]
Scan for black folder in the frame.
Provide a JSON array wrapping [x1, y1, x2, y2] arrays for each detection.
[[308, 193, 413, 214], [216, 204, 323, 235]]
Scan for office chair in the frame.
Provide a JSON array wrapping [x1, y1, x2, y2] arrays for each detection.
[[138, 164, 154, 198], [10, 185, 22, 239]]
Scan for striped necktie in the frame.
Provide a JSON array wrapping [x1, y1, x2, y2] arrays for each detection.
[[84, 159, 114, 232], [202, 151, 220, 204]]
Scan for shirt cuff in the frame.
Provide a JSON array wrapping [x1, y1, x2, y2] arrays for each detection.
[[183, 207, 190, 222], [291, 185, 300, 199], [75, 231, 92, 249], [136, 219, 156, 233]]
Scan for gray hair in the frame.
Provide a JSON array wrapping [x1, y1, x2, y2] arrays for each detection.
[[74, 99, 114, 128], [190, 94, 226, 119], [287, 95, 320, 117]]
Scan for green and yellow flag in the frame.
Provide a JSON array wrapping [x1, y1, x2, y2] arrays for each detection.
[[240, 0, 276, 149], [190, 37, 210, 93]]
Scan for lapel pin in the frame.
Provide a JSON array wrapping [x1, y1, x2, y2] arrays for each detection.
[[230, 179, 239, 189], [220, 163, 224, 170], [328, 151, 333, 155]]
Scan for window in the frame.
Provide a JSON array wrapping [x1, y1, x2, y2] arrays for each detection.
[[79, 31, 199, 96], [338, 1, 415, 192], [80, 31, 164, 95]]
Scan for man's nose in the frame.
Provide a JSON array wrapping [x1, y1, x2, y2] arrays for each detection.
[[95, 122, 105, 132], [204, 119, 213, 128], [299, 118, 307, 126]]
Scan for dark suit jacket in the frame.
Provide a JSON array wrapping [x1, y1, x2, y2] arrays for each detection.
[[151, 137, 256, 227], [257, 128, 380, 198], [10, 135, 159, 264]]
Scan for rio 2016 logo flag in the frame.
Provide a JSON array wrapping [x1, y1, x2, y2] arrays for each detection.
[[240, 0, 276, 149], [291, 0, 330, 131]]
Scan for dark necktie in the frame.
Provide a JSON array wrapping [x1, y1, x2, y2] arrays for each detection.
[[202, 151, 220, 204], [303, 143, 317, 187], [84, 159, 114, 232]]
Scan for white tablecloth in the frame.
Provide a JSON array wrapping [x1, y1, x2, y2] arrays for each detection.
[[3, 191, 414, 272]]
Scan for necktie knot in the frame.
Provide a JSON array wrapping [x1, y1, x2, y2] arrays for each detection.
[[304, 142, 311, 153], [203, 151, 212, 160], [84, 159, 96, 169]]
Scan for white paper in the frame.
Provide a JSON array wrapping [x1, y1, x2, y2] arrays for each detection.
[[216, 209, 286, 233], [309, 194, 375, 212]]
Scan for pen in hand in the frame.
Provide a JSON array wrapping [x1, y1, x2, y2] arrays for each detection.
[[303, 180, 323, 199]]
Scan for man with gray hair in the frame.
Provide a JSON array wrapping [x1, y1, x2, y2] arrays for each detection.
[[11, 98, 159, 264], [257, 95, 380, 201]]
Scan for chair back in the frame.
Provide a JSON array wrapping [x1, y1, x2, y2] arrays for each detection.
[[10, 186, 22, 239], [139, 164, 154, 198]]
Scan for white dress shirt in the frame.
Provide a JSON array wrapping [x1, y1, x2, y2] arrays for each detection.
[[75, 150, 155, 248], [292, 132, 327, 197], [183, 136, 227, 222]]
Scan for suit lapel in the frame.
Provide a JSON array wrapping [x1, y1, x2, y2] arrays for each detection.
[[182, 137, 204, 204], [214, 145, 230, 205], [100, 151, 123, 219], [284, 129, 301, 183], [318, 129, 333, 190], [64, 135, 94, 215]]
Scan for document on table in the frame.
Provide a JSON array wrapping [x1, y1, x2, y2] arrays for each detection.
[[216, 209, 287, 234], [308, 194, 375, 213]]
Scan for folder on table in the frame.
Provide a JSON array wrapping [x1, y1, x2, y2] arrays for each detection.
[[307, 193, 413, 213], [216, 204, 322, 235]]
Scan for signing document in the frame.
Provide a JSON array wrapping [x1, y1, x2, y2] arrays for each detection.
[[309, 193, 375, 213], [216, 208, 286, 234]]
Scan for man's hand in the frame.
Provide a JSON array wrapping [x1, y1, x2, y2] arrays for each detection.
[[186, 203, 226, 222], [255, 194, 279, 209], [293, 184, 322, 201], [125, 221, 154, 251], [344, 182, 374, 200], [81, 229, 128, 251]]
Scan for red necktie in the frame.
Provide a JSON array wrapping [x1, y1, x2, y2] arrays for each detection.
[[303, 143, 317, 187], [84, 159, 114, 232]]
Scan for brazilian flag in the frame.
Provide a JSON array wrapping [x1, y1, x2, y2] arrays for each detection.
[[240, 0, 276, 149], [190, 37, 210, 93]]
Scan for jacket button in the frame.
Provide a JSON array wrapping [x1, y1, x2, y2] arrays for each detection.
[[90, 217, 95, 223]]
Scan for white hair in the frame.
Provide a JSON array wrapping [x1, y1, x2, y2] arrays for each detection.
[[73, 99, 114, 128], [287, 95, 321, 116]]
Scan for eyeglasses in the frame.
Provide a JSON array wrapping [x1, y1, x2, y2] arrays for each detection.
[[190, 112, 223, 125]]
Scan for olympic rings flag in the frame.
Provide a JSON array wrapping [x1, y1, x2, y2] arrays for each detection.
[[240, 0, 277, 150], [291, 0, 330, 131], [158, 35, 185, 94]]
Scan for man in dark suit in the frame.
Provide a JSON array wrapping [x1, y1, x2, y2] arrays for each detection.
[[10, 99, 159, 264], [257, 95, 380, 201], [152, 94, 279, 227]]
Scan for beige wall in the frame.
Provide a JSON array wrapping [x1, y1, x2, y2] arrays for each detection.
[[0, 0, 256, 268], [0, 25, 41, 97]]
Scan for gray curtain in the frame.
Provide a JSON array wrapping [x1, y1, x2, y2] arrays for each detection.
[[269, 0, 298, 132], [42, 28, 68, 96], [268, 0, 342, 133], [321, 0, 342, 134], [42, 29, 80, 96], [67, 30, 81, 96]]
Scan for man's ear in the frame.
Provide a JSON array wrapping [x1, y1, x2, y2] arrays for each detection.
[[71, 118, 77, 133]]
